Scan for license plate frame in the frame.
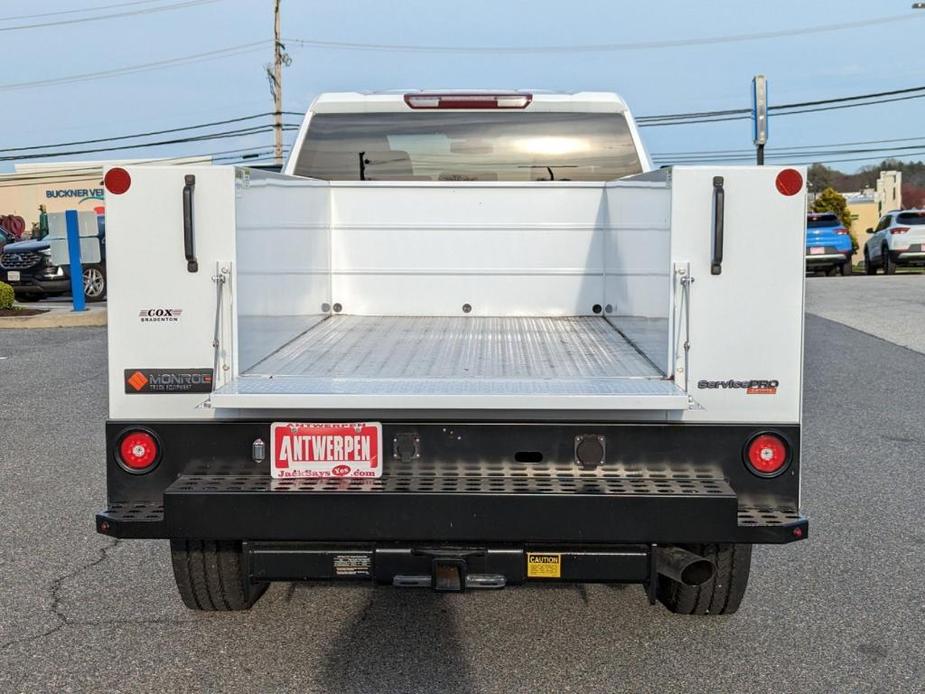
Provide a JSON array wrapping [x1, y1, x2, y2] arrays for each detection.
[[6, 270, 20, 282], [270, 421, 383, 479]]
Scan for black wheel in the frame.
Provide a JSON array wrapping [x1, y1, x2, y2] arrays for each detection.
[[656, 543, 752, 615], [864, 249, 876, 275], [839, 259, 852, 276], [170, 540, 268, 611], [825, 266, 839, 277], [882, 248, 896, 275], [82, 264, 106, 302]]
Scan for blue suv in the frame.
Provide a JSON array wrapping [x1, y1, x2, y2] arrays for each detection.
[[806, 212, 853, 276]]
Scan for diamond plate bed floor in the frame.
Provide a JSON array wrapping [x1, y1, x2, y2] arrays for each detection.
[[247, 315, 661, 380], [214, 316, 683, 408]]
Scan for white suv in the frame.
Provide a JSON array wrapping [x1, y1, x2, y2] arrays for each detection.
[[864, 209, 925, 274]]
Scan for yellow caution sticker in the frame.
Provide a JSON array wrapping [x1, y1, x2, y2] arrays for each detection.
[[527, 552, 562, 579]]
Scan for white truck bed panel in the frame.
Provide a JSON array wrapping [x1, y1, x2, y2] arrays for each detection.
[[210, 316, 686, 410]]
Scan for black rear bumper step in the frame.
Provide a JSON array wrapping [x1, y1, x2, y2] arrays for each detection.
[[96, 474, 808, 544]]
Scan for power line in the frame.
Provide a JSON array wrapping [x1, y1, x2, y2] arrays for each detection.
[[654, 135, 925, 159], [0, 0, 169, 22], [637, 84, 925, 127], [0, 113, 284, 153], [0, 0, 223, 32], [0, 41, 270, 91], [284, 13, 923, 53], [652, 142, 925, 164], [0, 125, 301, 162]]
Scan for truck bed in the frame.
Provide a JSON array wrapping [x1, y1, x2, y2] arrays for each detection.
[[211, 316, 687, 411]]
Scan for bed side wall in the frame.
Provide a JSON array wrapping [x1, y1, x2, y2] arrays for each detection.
[[234, 170, 332, 371], [603, 179, 672, 373]]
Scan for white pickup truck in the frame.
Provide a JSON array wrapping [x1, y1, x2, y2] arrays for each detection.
[[97, 90, 808, 615]]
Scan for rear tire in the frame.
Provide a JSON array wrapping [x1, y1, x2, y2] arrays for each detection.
[[170, 540, 267, 611], [840, 258, 852, 276], [657, 543, 752, 615], [882, 247, 896, 275], [864, 249, 876, 275]]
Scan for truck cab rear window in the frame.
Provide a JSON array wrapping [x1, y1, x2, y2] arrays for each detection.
[[293, 112, 642, 182]]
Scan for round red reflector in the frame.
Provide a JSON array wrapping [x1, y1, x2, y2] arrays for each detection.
[[119, 431, 158, 470], [746, 434, 789, 475], [104, 167, 131, 195], [775, 168, 803, 196]]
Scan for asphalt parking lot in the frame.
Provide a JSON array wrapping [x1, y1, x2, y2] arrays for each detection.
[[1, 276, 923, 693]]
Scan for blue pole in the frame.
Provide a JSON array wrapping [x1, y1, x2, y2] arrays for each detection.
[[65, 209, 86, 312]]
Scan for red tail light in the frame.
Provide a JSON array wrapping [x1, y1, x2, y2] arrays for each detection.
[[404, 93, 532, 109], [890, 227, 910, 234], [117, 430, 160, 472], [834, 227, 849, 235], [104, 167, 132, 195], [744, 433, 790, 477]]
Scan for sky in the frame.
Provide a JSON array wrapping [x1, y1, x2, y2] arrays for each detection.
[[3, 0, 925, 174]]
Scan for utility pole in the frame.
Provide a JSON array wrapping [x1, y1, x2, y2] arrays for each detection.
[[273, 0, 283, 167], [266, 1, 291, 167]]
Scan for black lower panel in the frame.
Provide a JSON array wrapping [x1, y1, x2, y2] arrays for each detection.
[[163, 473, 738, 544], [244, 543, 653, 586]]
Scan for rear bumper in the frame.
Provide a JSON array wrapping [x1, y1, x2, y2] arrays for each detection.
[[5, 275, 70, 295], [96, 486, 806, 545], [97, 420, 808, 547], [891, 249, 925, 265], [805, 252, 850, 266]]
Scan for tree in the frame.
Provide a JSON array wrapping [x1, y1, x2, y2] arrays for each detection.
[[812, 187, 851, 228], [812, 187, 857, 251], [807, 163, 835, 193]]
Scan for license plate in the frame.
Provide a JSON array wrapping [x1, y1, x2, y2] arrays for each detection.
[[809, 247, 825, 255], [270, 422, 382, 479], [6, 270, 20, 282]]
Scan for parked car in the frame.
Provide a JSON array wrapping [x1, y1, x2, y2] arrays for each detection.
[[805, 212, 853, 275], [864, 209, 925, 274], [0, 225, 16, 252], [0, 215, 106, 301]]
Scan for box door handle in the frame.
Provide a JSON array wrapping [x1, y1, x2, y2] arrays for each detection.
[[711, 176, 724, 276], [182, 174, 198, 273]]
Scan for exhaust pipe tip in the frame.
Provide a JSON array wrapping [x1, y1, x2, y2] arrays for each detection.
[[655, 546, 716, 587], [677, 558, 715, 586]]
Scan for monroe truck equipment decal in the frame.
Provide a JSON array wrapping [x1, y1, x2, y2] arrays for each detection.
[[124, 368, 213, 394]]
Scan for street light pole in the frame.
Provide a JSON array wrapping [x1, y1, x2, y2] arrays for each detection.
[[752, 75, 768, 166]]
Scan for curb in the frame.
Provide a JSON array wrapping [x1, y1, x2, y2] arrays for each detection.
[[0, 308, 107, 329]]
